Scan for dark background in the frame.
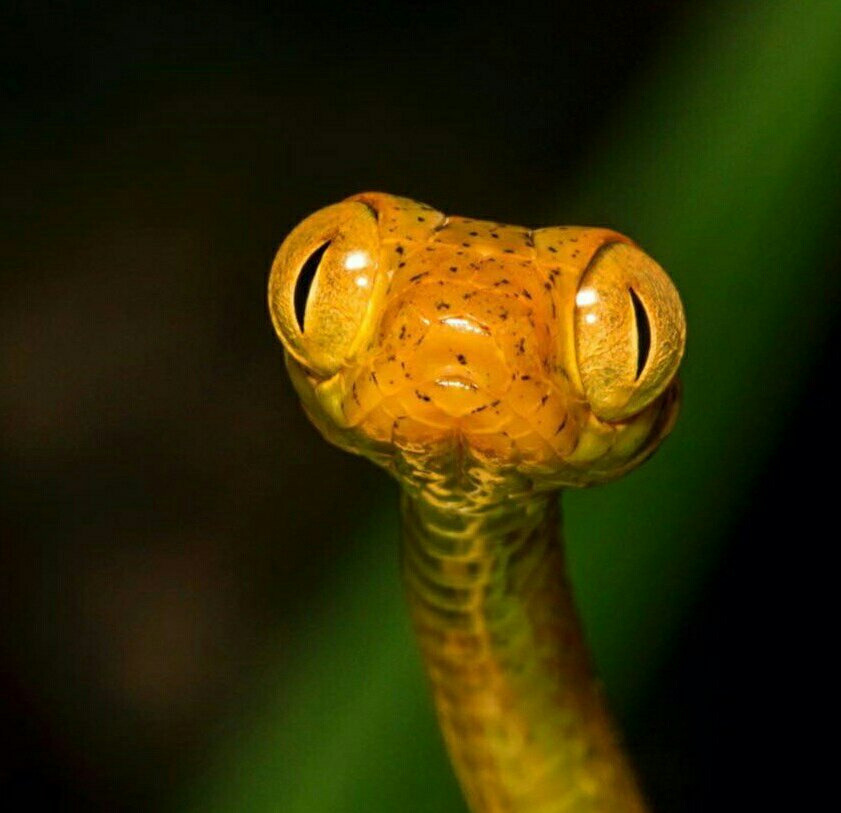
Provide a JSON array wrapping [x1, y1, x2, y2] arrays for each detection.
[[2, 1, 836, 810]]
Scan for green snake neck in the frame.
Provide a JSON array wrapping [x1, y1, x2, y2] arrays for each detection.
[[401, 490, 649, 813]]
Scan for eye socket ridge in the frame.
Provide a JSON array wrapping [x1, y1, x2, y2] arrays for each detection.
[[294, 240, 332, 332]]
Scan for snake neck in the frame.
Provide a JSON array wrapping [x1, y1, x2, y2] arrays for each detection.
[[400, 490, 649, 813]]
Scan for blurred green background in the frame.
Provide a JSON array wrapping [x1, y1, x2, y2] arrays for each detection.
[[2, 1, 838, 811]]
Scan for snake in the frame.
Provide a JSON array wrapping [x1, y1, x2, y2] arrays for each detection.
[[267, 193, 685, 812]]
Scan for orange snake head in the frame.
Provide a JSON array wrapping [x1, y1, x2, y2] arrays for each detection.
[[268, 193, 685, 499]]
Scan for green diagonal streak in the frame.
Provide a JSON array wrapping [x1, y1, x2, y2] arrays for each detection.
[[180, 502, 461, 813], [564, 0, 841, 714], [178, 2, 841, 810]]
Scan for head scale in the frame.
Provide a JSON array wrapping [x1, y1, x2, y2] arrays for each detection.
[[269, 193, 685, 501]]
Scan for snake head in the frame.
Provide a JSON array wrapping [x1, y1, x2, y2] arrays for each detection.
[[269, 194, 685, 499]]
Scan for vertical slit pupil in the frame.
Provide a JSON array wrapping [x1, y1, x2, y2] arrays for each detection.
[[629, 287, 651, 379], [294, 241, 331, 332]]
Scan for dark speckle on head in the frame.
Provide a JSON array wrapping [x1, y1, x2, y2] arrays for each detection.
[[269, 192, 684, 633]]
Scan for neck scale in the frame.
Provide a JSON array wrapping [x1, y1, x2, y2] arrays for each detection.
[[401, 490, 649, 813]]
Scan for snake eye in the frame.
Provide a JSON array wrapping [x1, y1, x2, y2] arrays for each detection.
[[574, 242, 685, 421], [294, 240, 331, 331], [269, 201, 380, 377]]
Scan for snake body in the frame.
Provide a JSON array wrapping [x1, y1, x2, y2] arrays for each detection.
[[268, 193, 685, 812]]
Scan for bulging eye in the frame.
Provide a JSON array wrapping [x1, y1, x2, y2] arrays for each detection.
[[268, 201, 380, 377], [574, 242, 686, 421]]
